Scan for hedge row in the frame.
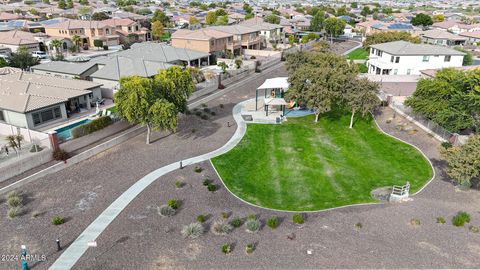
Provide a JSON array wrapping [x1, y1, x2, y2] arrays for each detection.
[[71, 116, 113, 139]]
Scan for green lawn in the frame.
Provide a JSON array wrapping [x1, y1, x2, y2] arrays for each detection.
[[212, 111, 433, 211], [347, 48, 369, 60]]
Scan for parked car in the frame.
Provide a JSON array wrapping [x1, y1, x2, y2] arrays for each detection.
[[31, 51, 48, 59]]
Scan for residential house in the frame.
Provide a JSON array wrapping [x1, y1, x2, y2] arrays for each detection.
[[44, 19, 120, 49], [172, 28, 235, 58], [367, 40, 465, 75], [0, 12, 21, 23], [370, 22, 416, 34], [432, 20, 480, 34], [0, 30, 42, 53], [102, 18, 151, 43], [459, 31, 480, 44], [0, 71, 102, 129], [211, 25, 263, 50], [239, 17, 284, 46], [420, 29, 467, 46], [31, 61, 99, 80]]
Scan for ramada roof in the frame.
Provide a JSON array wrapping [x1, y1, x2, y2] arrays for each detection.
[[370, 40, 465, 56]]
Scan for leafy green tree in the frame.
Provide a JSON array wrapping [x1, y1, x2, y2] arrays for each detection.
[[361, 6, 371, 16], [404, 68, 480, 132], [72, 35, 82, 52], [411, 13, 433, 29], [311, 40, 331, 53], [301, 33, 319, 43], [189, 16, 200, 26], [79, 0, 88, 5], [216, 15, 228, 25], [205, 11, 217, 25], [66, 0, 73, 9], [136, 8, 152, 15], [336, 6, 348, 16], [363, 32, 421, 49], [243, 3, 252, 13], [0, 58, 7, 67], [43, 0, 50, 4], [58, 0, 66, 9], [441, 135, 480, 188], [288, 35, 295, 46], [50, 39, 62, 58], [218, 62, 227, 73], [215, 8, 227, 17], [264, 14, 280, 24], [115, 67, 193, 144], [93, 39, 104, 49], [92, 12, 110, 20], [351, 2, 358, 8], [151, 21, 164, 40], [152, 10, 170, 26], [324, 17, 346, 42], [310, 10, 325, 32], [285, 51, 357, 122], [245, 13, 254, 20], [199, 3, 208, 11], [382, 7, 393, 15], [9, 47, 39, 70], [344, 77, 379, 128]]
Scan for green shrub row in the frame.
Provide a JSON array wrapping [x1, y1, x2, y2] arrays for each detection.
[[71, 116, 113, 138]]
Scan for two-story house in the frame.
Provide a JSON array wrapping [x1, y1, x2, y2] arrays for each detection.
[[211, 25, 263, 51], [102, 18, 151, 43], [366, 41, 465, 75], [239, 17, 284, 46], [44, 20, 120, 49], [171, 28, 235, 59]]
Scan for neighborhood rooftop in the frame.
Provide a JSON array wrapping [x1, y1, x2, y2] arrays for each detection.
[[370, 40, 466, 56]]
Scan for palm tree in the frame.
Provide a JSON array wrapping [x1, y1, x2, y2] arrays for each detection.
[[71, 35, 81, 53], [50, 39, 62, 58]]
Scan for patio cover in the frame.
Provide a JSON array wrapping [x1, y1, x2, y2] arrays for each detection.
[[257, 77, 289, 90], [265, 98, 288, 106]]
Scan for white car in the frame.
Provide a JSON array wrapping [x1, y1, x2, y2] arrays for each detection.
[[31, 51, 48, 59]]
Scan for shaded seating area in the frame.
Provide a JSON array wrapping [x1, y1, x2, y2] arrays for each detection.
[[255, 77, 289, 116]]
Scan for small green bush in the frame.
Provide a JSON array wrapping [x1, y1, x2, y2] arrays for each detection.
[[7, 196, 22, 208], [211, 219, 233, 235], [207, 183, 217, 192], [230, 217, 242, 228], [191, 129, 196, 133], [175, 181, 184, 188], [292, 214, 304, 225], [7, 207, 21, 219], [221, 243, 231, 254], [245, 243, 255, 254], [247, 214, 256, 220], [6, 191, 20, 200], [181, 222, 204, 239], [436, 217, 446, 224], [71, 116, 113, 138], [410, 218, 421, 226], [52, 149, 69, 161], [202, 179, 212, 186], [245, 218, 261, 233], [158, 205, 176, 217], [167, 199, 178, 209], [441, 142, 452, 149], [354, 222, 362, 230], [452, 211, 470, 227], [196, 214, 206, 223], [194, 166, 203, 173], [221, 212, 229, 219], [51, 216, 65, 225], [267, 216, 279, 229]]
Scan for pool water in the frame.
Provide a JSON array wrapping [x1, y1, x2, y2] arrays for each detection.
[[284, 109, 315, 117], [55, 119, 91, 141]]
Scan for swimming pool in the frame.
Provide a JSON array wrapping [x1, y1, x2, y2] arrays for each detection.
[[55, 119, 91, 141]]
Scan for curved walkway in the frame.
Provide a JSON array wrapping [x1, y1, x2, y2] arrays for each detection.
[[49, 101, 248, 270]]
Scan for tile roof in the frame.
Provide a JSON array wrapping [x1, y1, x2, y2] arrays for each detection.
[[172, 28, 232, 40], [370, 40, 466, 56], [210, 24, 259, 35], [0, 71, 101, 113], [0, 29, 39, 46], [31, 61, 98, 76], [45, 19, 109, 30], [421, 29, 467, 40]]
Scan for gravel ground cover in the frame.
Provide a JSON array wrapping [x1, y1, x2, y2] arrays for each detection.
[[212, 111, 432, 210]]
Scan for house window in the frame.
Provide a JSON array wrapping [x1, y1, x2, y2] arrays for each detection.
[[210, 40, 214, 46], [135, 26, 139, 31], [106, 28, 110, 35], [393, 69, 398, 75], [376, 50, 382, 56], [31, 106, 62, 126], [128, 26, 131, 32], [422, 56, 430, 62], [391, 56, 394, 62], [0, 110, 4, 122], [407, 69, 412, 75], [444, 55, 451, 62], [395, 57, 400, 63], [227, 37, 232, 44], [371, 48, 375, 54]]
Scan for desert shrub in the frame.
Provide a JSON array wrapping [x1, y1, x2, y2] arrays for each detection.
[[410, 218, 421, 226], [71, 116, 113, 138], [52, 149, 69, 161], [292, 213, 304, 225], [8, 207, 22, 219], [210, 111, 216, 116], [221, 243, 231, 254], [158, 205, 176, 217], [175, 181, 184, 188], [211, 219, 233, 235], [441, 142, 452, 149], [200, 114, 209, 120], [230, 217, 242, 228], [247, 214, 256, 220], [194, 166, 203, 173], [191, 128, 196, 133], [354, 222, 363, 229], [51, 216, 65, 225], [203, 179, 212, 186], [181, 222, 204, 239], [267, 216, 279, 229], [469, 226, 479, 233], [452, 211, 470, 227], [436, 217, 446, 224], [245, 218, 261, 233], [195, 110, 202, 116], [221, 212, 229, 219], [196, 214, 206, 223], [245, 243, 255, 254], [7, 195, 23, 208], [6, 191, 20, 199], [219, 104, 224, 109], [203, 108, 211, 113], [167, 199, 178, 209], [207, 183, 217, 192], [201, 103, 208, 108]]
